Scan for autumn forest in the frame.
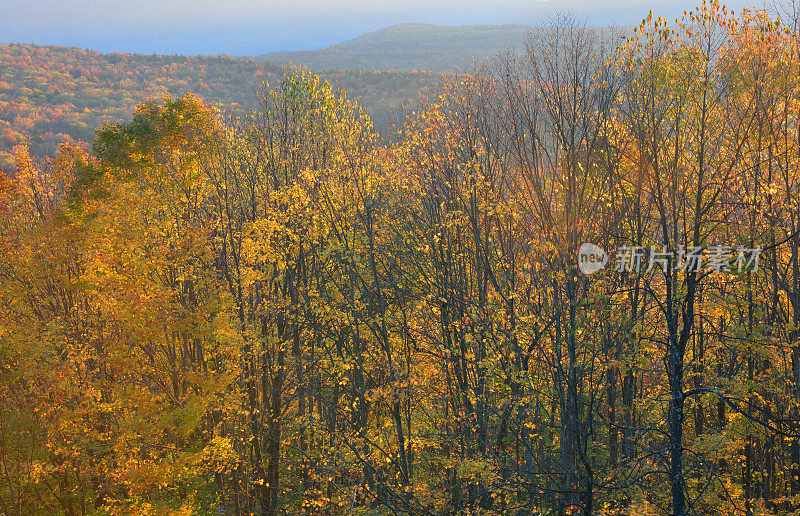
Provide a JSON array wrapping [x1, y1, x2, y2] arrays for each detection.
[[3, 2, 800, 515]]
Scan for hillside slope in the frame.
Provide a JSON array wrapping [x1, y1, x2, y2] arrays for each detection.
[[0, 43, 439, 163], [259, 23, 533, 72]]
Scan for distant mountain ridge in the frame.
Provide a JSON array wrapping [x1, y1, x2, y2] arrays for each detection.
[[258, 23, 534, 72]]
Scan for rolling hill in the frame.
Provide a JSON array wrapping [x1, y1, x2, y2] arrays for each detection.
[[0, 43, 439, 164], [0, 23, 633, 165], [258, 23, 533, 72]]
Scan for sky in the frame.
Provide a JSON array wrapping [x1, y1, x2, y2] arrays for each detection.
[[0, 0, 770, 56]]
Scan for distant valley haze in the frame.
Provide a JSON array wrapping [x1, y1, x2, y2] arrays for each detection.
[[0, 0, 770, 56]]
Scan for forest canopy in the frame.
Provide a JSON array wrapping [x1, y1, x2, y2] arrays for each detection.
[[2, 2, 800, 515], [0, 43, 437, 166]]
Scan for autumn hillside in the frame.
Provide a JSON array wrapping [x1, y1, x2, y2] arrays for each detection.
[[0, 43, 438, 166]]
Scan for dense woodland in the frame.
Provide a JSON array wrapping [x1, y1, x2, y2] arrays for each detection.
[[0, 44, 437, 165], [3, 1, 800, 515]]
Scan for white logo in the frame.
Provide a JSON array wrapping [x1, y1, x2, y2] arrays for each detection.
[[578, 243, 608, 275]]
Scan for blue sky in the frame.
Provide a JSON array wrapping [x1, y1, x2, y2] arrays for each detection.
[[0, 0, 769, 55]]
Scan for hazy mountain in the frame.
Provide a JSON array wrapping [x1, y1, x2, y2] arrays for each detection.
[[258, 22, 637, 72], [258, 23, 533, 72]]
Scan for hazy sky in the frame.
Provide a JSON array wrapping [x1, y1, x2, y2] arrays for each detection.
[[0, 0, 770, 55]]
